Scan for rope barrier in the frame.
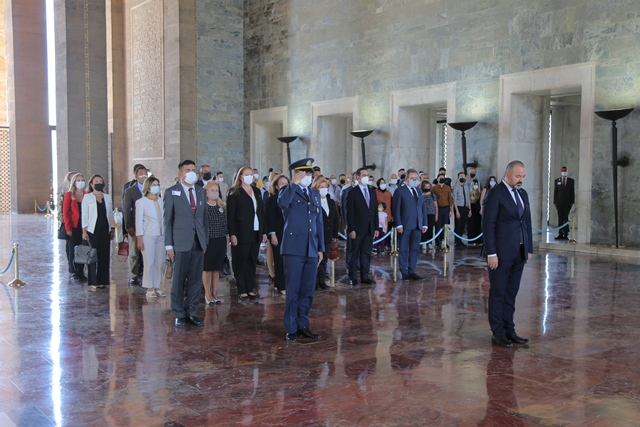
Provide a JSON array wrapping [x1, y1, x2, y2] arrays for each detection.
[[447, 227, 484, 242], [419, 227, 444, 245], [532, 221, 570, 234], [0, 247, 15, 274], [373, 231, 392, 245], [35, 201, 47, 212]]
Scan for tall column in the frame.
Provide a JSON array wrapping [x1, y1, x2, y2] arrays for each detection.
[[5, 0, 52, 213], [55, 0, 108, 189]]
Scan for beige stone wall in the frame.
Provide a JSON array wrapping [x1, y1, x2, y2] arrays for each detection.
[[0, 0, 7, 127]]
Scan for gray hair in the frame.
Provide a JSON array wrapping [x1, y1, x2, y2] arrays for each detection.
[[505, 160, 525, 174], [406, 168, 419, 177]]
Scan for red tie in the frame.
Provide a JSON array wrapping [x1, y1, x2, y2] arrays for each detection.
[[189, 188, 196, 215]]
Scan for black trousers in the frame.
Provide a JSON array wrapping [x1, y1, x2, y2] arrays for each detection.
[[435, 206, 450, 245], [67, 225, 84, 275], [316, 251, 329, 287], [421, 214, 436, 243], [270, 235, 286, 291], [87, 229, 111, 286], [170, 238, 205, 318], [349, 233, 373, 281], [231, 240, 260, 295], [469, 202, 482, 243], [556, 204, 570, 237], [488, 245, 526, 337], [454, 206, 469, 245]]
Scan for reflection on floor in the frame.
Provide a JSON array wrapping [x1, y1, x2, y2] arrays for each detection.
[[0, 215, 639, 426]]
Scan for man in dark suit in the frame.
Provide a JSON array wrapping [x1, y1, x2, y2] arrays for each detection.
[[121, 164, 145, 232], [553, 166, 575, 240], [482, 160, 533, 348], [195, 164, 212, 187], [278, 158, 325, 343], [393, 168, 428, 281], [341, 172, 357, 276], [123, 165, 148, 285], [164, 159, 208, 328], [346, 167, 379, 286]]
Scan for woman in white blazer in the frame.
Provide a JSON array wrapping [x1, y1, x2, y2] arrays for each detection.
[[135, 177, 166, 298], [81, 174, 115, 289]]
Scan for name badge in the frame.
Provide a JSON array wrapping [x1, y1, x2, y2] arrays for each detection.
[[172, 190, 181, 196]]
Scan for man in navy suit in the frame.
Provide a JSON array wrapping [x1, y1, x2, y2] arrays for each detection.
[[553, 166, 575, 240], [346, 167, 379, 286], [278, 158, 325, 343], [482, 160, 533, 348], [393, 168, 428, 281]]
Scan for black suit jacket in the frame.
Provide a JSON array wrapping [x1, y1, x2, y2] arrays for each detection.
[[265, 194, 285, 239], [123, 185, 143, 231], [346, 185, 379, 236], [553, 177, 575, 206], [481, 182, 533, 261], [321, 197, 340, 250], [227, 187, 265, 243]]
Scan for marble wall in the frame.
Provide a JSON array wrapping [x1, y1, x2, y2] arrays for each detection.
[[243, 0, 640, 247]]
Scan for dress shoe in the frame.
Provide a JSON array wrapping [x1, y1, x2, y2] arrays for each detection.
[[360, 278, 374, 285], [401, 275, 411, 281], [491, 335, 513, 348], [248, 293, 259, 300], [129, 277, 141, 286], [554, 235, 563, 240], [188, 316, 204, 326], [409, 273, 423, 281], [297, 328, 321, 339], [506, 333, 529, 344], [279, 289, 286, 296], [238, 295, 250, 302], [349, 279, 359, 286], [175, 317, 187, 328], [285, 333, 297, 342]]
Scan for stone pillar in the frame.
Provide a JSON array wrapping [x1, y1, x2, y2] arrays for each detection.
[[55, 0, 108, 189], [5, 0, 52, 213]]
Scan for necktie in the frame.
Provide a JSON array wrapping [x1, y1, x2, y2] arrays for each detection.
[[563, 177, 566, 187], [513, 188, 523, 217], [412, 187, 418, 202], [364, 187, 370, 207], [303, 187, 309, 201], [189, 187, 196, 215]]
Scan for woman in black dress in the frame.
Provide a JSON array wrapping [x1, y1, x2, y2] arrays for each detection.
[[265, 174, 290, 295], [202, 181, 228, 304]]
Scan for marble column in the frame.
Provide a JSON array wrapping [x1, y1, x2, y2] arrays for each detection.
[[5, 0, 52, 213], [54, 0, 109, 190]]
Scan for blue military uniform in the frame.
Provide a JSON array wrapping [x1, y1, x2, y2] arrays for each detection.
[[278, 159, 325, 337]]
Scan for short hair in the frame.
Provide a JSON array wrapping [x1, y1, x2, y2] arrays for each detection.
[[132, 163, 144, 173], [200, 164, 211, 172], [379, 201, 387, 210], [406, 168, 418, 177], [313, 166, 321, 172], [356, 167, 368, 177], [561, 166, 567, 170], [458, 171, 465, 177], [179, 159, 196, 169], [505, 160, 525, 174], [398, 168, 405, 172], [216, 171, 223, 176], [142, 176, 160, 196], [134, 164, 147, 174], [439, 167, 446, 172]]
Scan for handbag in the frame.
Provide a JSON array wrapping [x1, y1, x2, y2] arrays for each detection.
[[74, 241, 98, 265], [222, 255, 231, 276], [329, 240, 340, 260], [118, 235, 130, 256], [57, 222, 69, 240]]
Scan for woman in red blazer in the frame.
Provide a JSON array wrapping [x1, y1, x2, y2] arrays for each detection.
[[63, 173, 87, 282]]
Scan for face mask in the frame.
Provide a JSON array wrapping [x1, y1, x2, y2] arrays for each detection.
[[300, 175, 312, 187], [253, 173, 259, 180], [264, 182, 269, 188], [378, 207, 384, 212], [473, 185, 479, 190], [359, 176, 370, 186], [319, 188, 329, 197], [439, 178, 445, 184], [217, 177, 224, 182], [331, 179, 337, 185], [379, 184, 387, 191], [208, 191, 219, 199], [470, 173, 476, 178], [423, 187, 431, 193], [411, 180, 421, 188], [340, 179, 345, 185], [184, 171, 198, 185], [137, 174, 148, 183], [76, 181, 86, 190], [399, 174, 406, 180], [202, 172, 212, 181], [149, 185, 161, 195], [561, 171, 568, 177], [242, 175, 254, 185], [390, 179, 397, 185], [459, 177, 466, 183], [489, 181, 496, 187], [94, 183, 105, 192]]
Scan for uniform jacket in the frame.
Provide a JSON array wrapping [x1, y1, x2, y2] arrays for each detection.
[[553, 176, 575, 206], [392, 185, 428, 231], [278, 183, 325, 257], [163, 183, 208, 252], [346, 185, 379, 236], [481, 181, 533, 261]]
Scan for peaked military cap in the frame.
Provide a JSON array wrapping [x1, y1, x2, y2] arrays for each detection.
[[289, 158, 315, 172]]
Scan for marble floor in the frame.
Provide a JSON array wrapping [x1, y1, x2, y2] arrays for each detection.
[[0, 214, 639, 426]]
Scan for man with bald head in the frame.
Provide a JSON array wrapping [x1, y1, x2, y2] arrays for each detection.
[[482, 160, 533, 348]]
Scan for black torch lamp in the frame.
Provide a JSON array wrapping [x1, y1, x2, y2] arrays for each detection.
[[349, 130, 376, 170], [448, 121, 479, 175]]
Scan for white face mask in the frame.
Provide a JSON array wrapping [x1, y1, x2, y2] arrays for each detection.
[[217, 177, 223, 182], [473, 185, 479, 190], [75, 181, 86, 190], [300, 175, 313, 187], [264, 182, 269, 188], [243, 175, 254, 185], [379, 183, 387, 190], [359, 176, 370, 186], [319, 188, 329, 197], [137, 174, 148, 183], [149, 185, 160, 195], [489, 181, 496, 187], [331, 179, 337, 185], [253, 173, 259, 180], [410, 179, 420, 188], [561, 171, 568, 177], [390, 179, 398, 185], [184, 171, 198, 185]]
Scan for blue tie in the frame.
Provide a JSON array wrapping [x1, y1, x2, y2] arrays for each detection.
[[513, 188, 524, 217]]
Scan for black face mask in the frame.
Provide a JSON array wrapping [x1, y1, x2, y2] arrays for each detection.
[[400, 174, 406, 180], [423, 187, 431, 193], [340, 179, 345, 185], [459, 178, 466, 183], [439, 178, 445, 184], [470, 173, 476, 178], [94, 183, 105, 192], [202, 172, 212, 181]]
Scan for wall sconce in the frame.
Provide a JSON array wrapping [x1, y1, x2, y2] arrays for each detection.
[[349, 130, 376, 170], [448, 122, 478, 175], [594, 108, 634, 248]]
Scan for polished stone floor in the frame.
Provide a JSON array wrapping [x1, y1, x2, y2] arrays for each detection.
[[0, 214, 639, 426]]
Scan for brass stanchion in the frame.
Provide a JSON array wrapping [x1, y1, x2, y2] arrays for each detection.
[[33, 200, 38, 215], [442, 225, 450, 253], [391, 228, 399, 257], [393, 255, 397, 282], [330, 260, 335, 287], [569, 211, 577, 244], [8, 244, 25, 288], [443, 251, 447, 277], [45, 201, 52, 218]]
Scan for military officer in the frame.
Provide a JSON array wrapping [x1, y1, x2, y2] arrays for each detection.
[[278, 158, 325, 343]]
